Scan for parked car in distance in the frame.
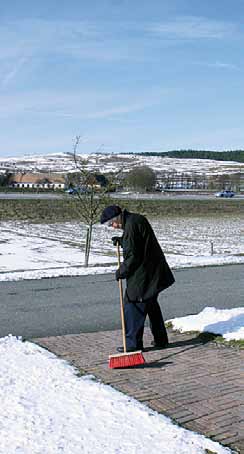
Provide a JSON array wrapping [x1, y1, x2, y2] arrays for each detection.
[[215, 190, 235, 198], [65, 187, 87, 195]]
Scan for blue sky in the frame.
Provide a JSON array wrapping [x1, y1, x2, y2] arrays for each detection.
[[1, 0, 244, 157]]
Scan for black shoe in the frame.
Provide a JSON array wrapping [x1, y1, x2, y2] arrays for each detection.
[[116, 346, 143, 353], [151, 341, 169, 349]]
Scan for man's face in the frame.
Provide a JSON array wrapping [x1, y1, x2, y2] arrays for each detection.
[[107, 215, 122, 229], [110, 219, 122, 229]]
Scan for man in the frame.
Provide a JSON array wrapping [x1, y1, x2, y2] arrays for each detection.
[[100, 205, 175, 353]]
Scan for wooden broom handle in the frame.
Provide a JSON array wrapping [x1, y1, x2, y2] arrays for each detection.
[[116, 242, 127, 353]]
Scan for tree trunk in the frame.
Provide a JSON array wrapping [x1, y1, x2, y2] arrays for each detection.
[[84, 223, 93, 267]]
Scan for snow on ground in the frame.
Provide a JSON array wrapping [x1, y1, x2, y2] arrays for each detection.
[[0, 209, 242, 452], [0, 215, 243, 281], [0, 335, 232, 454], [170, 307, 244, 341]]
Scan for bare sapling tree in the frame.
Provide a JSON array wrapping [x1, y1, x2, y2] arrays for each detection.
[[66, 136, 118, 267]]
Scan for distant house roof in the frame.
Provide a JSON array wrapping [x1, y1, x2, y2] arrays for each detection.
[[9, 172, 66, 184]]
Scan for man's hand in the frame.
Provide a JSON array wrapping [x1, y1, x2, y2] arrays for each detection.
[[115, 269, 121, 281], [112, 236, 122, 246]]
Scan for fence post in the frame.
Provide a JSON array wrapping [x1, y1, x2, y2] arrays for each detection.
[[210, 241, 214, 255]]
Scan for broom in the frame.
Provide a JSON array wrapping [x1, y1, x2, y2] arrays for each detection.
[[109, 242, 145, 369]]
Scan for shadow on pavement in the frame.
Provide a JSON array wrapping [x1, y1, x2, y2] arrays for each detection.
[[141, 332, 221, 367], [144, 332, 220, 352], [114, 334, 220, 369]]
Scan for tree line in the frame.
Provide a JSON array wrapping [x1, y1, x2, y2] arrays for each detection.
[[131, 150, 244, 163]]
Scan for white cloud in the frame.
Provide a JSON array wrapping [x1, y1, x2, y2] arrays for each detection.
[[1, 57, 29, 88], [0, 19, 135, 62], [193, 60, 239, 70], [34, 101, 157, 120], [148, 16, 237, 40], [212, 61, 237, 69], [0, 87, 166, 120]]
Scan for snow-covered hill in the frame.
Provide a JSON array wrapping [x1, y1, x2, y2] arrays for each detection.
[[0, 152, 243, 176]]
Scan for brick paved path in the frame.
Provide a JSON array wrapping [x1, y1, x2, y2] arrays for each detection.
[[34, 328, 244, 453]]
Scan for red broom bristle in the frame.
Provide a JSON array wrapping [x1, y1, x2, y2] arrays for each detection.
[[109, 351, 145, 369]]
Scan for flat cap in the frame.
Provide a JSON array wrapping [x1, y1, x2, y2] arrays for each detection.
[[100, 205, 122, 224]]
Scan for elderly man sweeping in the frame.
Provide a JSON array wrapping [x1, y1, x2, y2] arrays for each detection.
[[101, 205, 175, 354]]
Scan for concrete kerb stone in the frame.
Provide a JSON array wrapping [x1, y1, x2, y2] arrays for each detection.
[[33, 327, 244, 453]]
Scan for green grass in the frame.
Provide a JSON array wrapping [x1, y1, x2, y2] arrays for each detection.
[[121, 198, 244, 218], [168, 326, 244, 349], [0, 198, 86, 223], [165, 321, 173, 329], [0, 197, 243, 222], [213, 336, 244, 348]]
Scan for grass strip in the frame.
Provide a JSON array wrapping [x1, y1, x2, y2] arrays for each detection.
[[167, 325, 244, 349], [0, 197, 243, 222]]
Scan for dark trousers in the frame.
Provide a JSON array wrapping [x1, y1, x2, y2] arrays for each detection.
[[123, 291, 168, 349]]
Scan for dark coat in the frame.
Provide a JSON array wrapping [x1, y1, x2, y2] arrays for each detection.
[[117, 209, 175, 301]]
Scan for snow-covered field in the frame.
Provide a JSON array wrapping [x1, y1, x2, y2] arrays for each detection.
[[0, 335, 233, 454], [0, 152, 244, 176], [1, 215, 243, 342], [0, 216, 243, 281]]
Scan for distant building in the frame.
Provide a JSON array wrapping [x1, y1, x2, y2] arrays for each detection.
[[9, 173, 65, 190]]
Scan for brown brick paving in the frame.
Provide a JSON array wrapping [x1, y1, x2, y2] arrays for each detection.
[[34, 328, 244, 453]]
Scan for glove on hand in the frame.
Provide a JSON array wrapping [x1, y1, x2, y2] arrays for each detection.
[[115, 269, 121, 281], [112, 236, 122, 246]]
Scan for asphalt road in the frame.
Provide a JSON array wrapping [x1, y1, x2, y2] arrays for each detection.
[[0, 192, 62, 199], [112, 192, 244, 201], [0, 192, 244, 200], [0, 264, 243, 339]]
